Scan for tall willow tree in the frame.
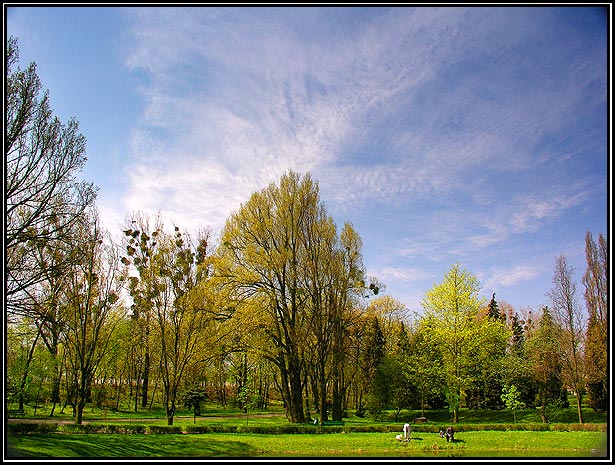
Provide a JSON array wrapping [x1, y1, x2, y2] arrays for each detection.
[[215, 171, 369, 423], [216, 172, 317, 423], [420, 263, 507, 423], [329, 223, 370, 421]]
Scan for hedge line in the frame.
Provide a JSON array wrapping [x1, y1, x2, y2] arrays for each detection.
[[7, 422, 606, 436]]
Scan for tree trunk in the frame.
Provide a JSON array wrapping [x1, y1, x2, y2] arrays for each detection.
[[288, 365, 305, 423], [166, 397, 175, 425], [50, 374, 61, 416], [319, 384, 328, 422], [576, 392, 584, 423], [331, 345, 345, 421], [277, 353, 305, 423], [18, 329, 41, 412], [332, 379, 343, 421], [75, 400, 85, 425], [141, 350, 150, 408]]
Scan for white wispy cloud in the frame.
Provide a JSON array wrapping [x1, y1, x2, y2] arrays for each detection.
[[376, 266, 434, 283], [481, 265, 544, 291], [118, 7, 478, 232], [117, 5, 604, 277]]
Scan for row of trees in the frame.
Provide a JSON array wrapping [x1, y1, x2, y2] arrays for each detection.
[[5, 37, 608, 426]]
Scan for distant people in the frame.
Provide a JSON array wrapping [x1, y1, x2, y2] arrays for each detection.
[[445, 426, 454, 442], [439, 429, 445, 438], [403, 423, 411, 440]]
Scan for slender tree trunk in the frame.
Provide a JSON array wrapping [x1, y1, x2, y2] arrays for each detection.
[[76, 400, 85, 425], [141, 350, 150, 408], [319, 377, 328, 423], [164, 387, 175, 425], [332, 379, 343, 421], [576, 392, 584, 424], [18, 329, 41, 411], [47, 332, 63, 417], [134, 369, 140, 412], [331, 340, 345, 421], [115, 380, 121, 411], [540, 401, 548, 423]]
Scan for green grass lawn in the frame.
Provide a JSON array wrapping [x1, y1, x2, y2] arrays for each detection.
[[7, 430, 608, 458], [6, 398, 608, 458]]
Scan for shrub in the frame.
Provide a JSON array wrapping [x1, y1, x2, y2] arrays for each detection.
[[110, 425, 147, 434], [185, 425, 214, 434], [7, 422, 58, 435], [551, 423, 607, 432], [513, 423, 550, 431], [59, 424, 104, 434], [276, 425, 304, 434], [146, 425, 182, 434]]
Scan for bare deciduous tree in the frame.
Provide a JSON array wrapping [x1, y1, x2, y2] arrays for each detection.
[[547, 254, 585, 423], [6, 37, 97, 316]]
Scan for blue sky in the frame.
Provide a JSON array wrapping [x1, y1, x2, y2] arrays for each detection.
[[6, 6, 609, 317]]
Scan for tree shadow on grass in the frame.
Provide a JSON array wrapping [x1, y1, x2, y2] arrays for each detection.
[[6, 434, 259, 458]]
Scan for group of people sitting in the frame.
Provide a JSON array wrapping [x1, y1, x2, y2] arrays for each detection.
[[439, 426, 455, 442], [397, 424, 455, 443]]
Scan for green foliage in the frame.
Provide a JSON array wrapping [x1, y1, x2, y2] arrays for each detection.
[[237, 377, 259, 425], [215, 171, 371, 424], [487, 293, 503, 322], [405, 325, 446, 414], [501, 384, 525, 423], [183, 387, 209, 417], [525, 307, 566, 423], [362, 316, 386, 413], [420, 263, 510, 422]]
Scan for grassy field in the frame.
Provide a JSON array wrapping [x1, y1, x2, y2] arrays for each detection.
[[6, 430, 608, 458], [5, 399, 609, 459]]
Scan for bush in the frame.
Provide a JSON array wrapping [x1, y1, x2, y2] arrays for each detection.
[[116, 425, 147, 434], [550, 423, 607, 432], [185, 425, 214, 434], [57, 424, 148, 434], [7, 422, 58, 435], [59, 424, 104, 434], [146, 425, 182, 434], [350, 425, 396, 433]]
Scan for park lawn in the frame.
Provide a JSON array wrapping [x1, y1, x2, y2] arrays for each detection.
[[6, 430, 607, 458]]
